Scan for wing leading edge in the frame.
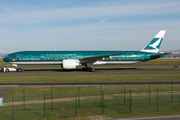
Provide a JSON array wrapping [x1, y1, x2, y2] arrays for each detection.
[[79, 53, 127, 63]]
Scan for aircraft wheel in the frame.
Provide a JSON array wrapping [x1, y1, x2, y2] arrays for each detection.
[[88, 68, 94, 72], [82, 67, 86, 71]]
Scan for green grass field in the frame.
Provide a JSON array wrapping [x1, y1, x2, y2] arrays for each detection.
[[0, 60, 180, 119], [1, 85, 180, 120], [0, 71, 180, 83]]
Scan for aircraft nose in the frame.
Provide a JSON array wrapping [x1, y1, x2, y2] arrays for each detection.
[[3, 56, 8, 62]]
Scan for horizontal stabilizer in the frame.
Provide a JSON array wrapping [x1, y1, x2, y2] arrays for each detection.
[[148, 52, 171, 59]]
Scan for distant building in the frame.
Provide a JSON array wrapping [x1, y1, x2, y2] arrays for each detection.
[[162, 52, 180, 59]]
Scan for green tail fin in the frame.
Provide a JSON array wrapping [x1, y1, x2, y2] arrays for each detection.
[[141, 30, 166, 53]]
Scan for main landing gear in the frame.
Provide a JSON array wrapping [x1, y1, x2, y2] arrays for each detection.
[[82, 63, 95, 72], [82, 67, 95, 72]]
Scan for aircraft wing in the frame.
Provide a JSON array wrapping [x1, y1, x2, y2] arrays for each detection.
[[79, 53, 127, 63], [149, 52, 171, 59]]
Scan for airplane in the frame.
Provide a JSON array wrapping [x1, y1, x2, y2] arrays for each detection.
[[3, 30, 170, 72]]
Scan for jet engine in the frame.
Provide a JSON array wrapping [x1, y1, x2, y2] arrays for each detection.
[[62, 59, 80, 69]]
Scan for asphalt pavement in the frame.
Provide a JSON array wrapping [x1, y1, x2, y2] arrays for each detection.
[[0, 81, 180, 86], [108, 115, 180, 120], [0, 68, 180, 74]]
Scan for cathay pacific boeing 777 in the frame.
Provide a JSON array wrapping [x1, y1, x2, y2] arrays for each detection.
[[3, 30, 170, 71]]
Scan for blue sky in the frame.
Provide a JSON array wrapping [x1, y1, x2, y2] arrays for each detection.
[[0, 0, 180, 53]]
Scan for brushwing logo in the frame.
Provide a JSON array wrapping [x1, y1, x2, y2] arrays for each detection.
[[149, 37, 162, 50]]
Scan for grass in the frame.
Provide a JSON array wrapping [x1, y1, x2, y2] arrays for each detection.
[[150, 59, 180, 62], [3, 85, 179, 102], [1, 85, 180, 120], [0, 60, 180, 119], [0, 71, 180, 83]]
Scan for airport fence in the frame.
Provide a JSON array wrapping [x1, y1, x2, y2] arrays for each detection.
[[0, 84, 180, 119]]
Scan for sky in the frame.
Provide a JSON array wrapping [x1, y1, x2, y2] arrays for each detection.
[[0, 0, 180, 53]]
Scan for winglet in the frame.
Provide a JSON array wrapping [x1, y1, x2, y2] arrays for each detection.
[[141, 30, 166, 53]]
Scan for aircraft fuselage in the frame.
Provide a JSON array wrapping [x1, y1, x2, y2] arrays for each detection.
[[3, 50, 163, 66]]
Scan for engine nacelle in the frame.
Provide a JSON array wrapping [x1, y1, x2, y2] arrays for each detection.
[[62, 59, 79, 69]]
